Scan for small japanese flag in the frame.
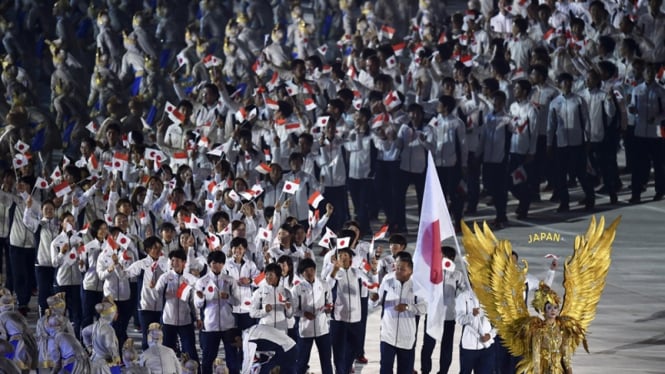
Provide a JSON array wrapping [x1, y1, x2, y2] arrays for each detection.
[[184, 214, 204, 229], [385, 55, 397, 69], [50, 166, 62, 182], [206, 180, 218, 194], [64, 249, 78, 266], [207, 233, 221, 251], [86, 121, 99, 134], [164, 101, 186, 124], [383, 90, 401, 111], [318, 227, 337, 247], [12, 154, 28, 169], [248, 185, 262, 198], [336, 237, 351, 249], [35, 177, 50, 190], [139, 211, 149, 225], [204, 281, 218, 299], [315, 116, 330, 128], [308, 191, 324, 209], [442, 258, 456, 272], [112, 152, 129, 172], [202, 54, 223, 68], [511, 165, 527, 185], [176, 51, 188, 67], [116, 232, 131, 249], [283, 179, 300, 194], [285, 80, 298, 96], [205, 199, 216, 214], [256, 227, 272, 243], [317, 44, 328, 55], [14, 139, 29, 154]]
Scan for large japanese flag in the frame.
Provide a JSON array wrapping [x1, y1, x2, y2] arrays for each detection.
[[412, 152, 455, 339]]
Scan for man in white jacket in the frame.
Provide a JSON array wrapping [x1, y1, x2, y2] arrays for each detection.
[[371, 255, 427, 374], [455, 289, 496, 374]]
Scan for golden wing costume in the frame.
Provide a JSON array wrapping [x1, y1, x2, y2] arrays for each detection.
[[461, 216, 620, 374]]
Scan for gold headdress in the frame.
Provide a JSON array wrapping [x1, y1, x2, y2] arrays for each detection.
[[532, 282, 561, 314]]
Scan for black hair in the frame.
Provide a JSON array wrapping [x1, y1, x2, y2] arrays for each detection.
[[208, 251, 226, 264], [169, 248, 187, 261], [298, 258, 316, 275]]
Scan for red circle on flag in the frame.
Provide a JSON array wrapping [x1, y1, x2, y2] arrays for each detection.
[[263, 231, 268, 237], [120, 238, 127, 244], [156, 155, 162, 161], [285, 184, 291, 190], [16, 159, 22, 165], [114, 161, 120, 168], [149, 151, 155, 158], [323, 239, 329, 243], [244, 301, 251, 305], [321, 118, 327, 124], [40, 181, 47, 188], [208, 286, 214, 293], [70, 253, 76, 259], [18, 145, 24, 150]]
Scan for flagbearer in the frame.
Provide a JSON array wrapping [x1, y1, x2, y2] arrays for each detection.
[[193, 251, 241, 374], [151, 248, 201, 364]]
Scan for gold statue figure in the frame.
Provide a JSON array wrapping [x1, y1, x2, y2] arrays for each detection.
[[461, 216, 621, 374]]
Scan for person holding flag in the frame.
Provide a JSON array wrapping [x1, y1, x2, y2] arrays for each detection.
[[151, 248, 201, 364], [124, 236, 168, 350], [194, 251, 241, 374], [222, 236, 261, 330], [250, 263, 294, 333], [412, 152, 467, 374], [49, 212, 85, 340]]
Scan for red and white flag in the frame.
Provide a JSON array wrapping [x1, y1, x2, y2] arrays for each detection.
[[64, 249, 78, 266], [383, 90, 401, 110], [385, 55, 397, 69], [53, 180, 72, 198], [318, 227, 337, 247], [380, 25, 396, 40], [283, 179, 300, 194], [511, 165, 528, 184], [12, 154, 28, 169], [392, 42, 406, 56], [373, 224, 389, 241], [35, 177, 50, 190], [176, 51, 188, 67], [317, 44, 328, 55], [14, 139, 29, 154], [253, 272, 266, 286], [202, 54, 222, 68], [266, 72, 280, 91], [112, 152, 129, 172], [184, 214, 204, 229], [116, 232, 131, 249], [304, 98, 317, 111], [256, 227, 272, 243], [176, 281, 192, 301], [164, 101, 186, 124], [204, 199, 216, 214], [336, 237, 351, 249], [315, 116, 330, 129], [203, 280, 218, 299], [308, 191, 324, 209], [255, 163, 271, 175], [87, 153, 100, 173], [264, 97, 279, 110], [413, 152, 456, 339], [86, 121, 99, 134], [50, 166, 62, 182], [207, 233, 221, 251], [285, 80, 298, 96]]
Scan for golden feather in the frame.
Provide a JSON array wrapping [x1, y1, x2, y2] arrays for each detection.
[[560, 216, 621, 352]]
